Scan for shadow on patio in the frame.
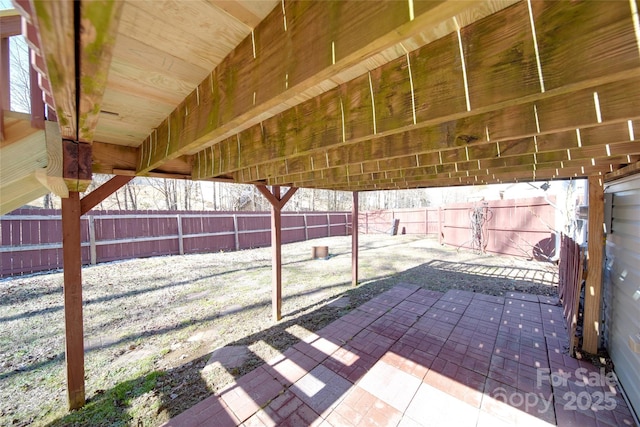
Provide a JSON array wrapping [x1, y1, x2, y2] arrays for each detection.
[[161, 285, 636, 427]]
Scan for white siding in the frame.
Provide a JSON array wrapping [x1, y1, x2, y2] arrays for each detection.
[[605, 177, 640, 420]]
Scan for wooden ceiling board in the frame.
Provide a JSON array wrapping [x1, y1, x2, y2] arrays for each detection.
[[117, 1, 250, 71]]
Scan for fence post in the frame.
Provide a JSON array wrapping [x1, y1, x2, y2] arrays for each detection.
[[303, 213, 308, 240], [426, 209, 431, 235], [365, 212, 369, 234], [438, 207, 443, 244], [88, 216, 97, 265], [344, 213, 348, 236], [233, 214, 239, 250], [176, 215, 184, 255], [327, 213, 331, 237]]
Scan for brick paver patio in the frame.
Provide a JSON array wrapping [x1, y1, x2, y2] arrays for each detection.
[[163, 284, 637, 427]]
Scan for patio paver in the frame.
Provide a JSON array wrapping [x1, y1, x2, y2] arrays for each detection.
[[163, 285, 637, 427]]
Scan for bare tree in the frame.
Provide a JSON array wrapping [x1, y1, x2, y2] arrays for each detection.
[[8, 37, 30, 112]]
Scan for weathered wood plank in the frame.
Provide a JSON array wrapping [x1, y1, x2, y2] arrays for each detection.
[[463, 1, 539, 108], [225, 77, 640, 186], [411, 33, 466, 122], [78, 0, 123, 143], [31, 1, 75, 139], [92, 141, 192, 176], [284, 154, 636, 190], [533, 0, 640, 91], [35, 121, 69, 198], [583, 176, 605, 353], [194, 2, 640, 183], [0, 9, 22, 38], [137, 0, 520, 174]]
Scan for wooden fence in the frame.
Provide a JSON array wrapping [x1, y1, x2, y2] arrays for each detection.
[[2, 197, 558, 277], [0, 209, 351, 277], [558, 234, 584, 355], [361, 197, 557, 259]]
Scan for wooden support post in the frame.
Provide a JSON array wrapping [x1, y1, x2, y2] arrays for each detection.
[[29, 54, 45, 129], [583, 176, 605, 353], [352, 192, 359, 286], [271, 186, 282, 321], [256, 185, 298, 322], [61, 191, 85, 410]]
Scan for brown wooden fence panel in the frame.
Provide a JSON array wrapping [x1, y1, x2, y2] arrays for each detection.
[[360, 208, 440, 236], [441, 197, 557, 259], [1, 200, 554, 277], [1, 210, 351, 277], [305, 213, 330, 239], [558, 233, 584, 355]]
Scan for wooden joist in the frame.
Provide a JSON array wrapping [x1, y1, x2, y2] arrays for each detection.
[[136, 0, 519, 174], [277, 154, 638, 190], [35, 120, 69, 198], [190, 1, 640, 190], [230, 114, 640, 187]]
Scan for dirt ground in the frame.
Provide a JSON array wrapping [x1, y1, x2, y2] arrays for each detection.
[[0, 234, 558, 427]]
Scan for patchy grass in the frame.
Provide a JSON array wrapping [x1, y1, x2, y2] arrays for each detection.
[[0, 235, 557, 426]]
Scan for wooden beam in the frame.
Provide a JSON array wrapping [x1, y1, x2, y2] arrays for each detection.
[[1, 36, 9, 115], [318, 164, 617, 192], [61, 191, 85, 410], [256, 185, 298, 211], [31, 1, 75, 139], [35, 120, 68, 198], [583, 176, 605, 354], [352, 191, 358, 286], [91, 141, 192, 176], [77, 0, 123, 143], [605, 160, 640, 182], [30, 1, 122, 142], [137, 0, 519, 174], [0, 9, 22, 38], [80, 175, 133, 215]]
